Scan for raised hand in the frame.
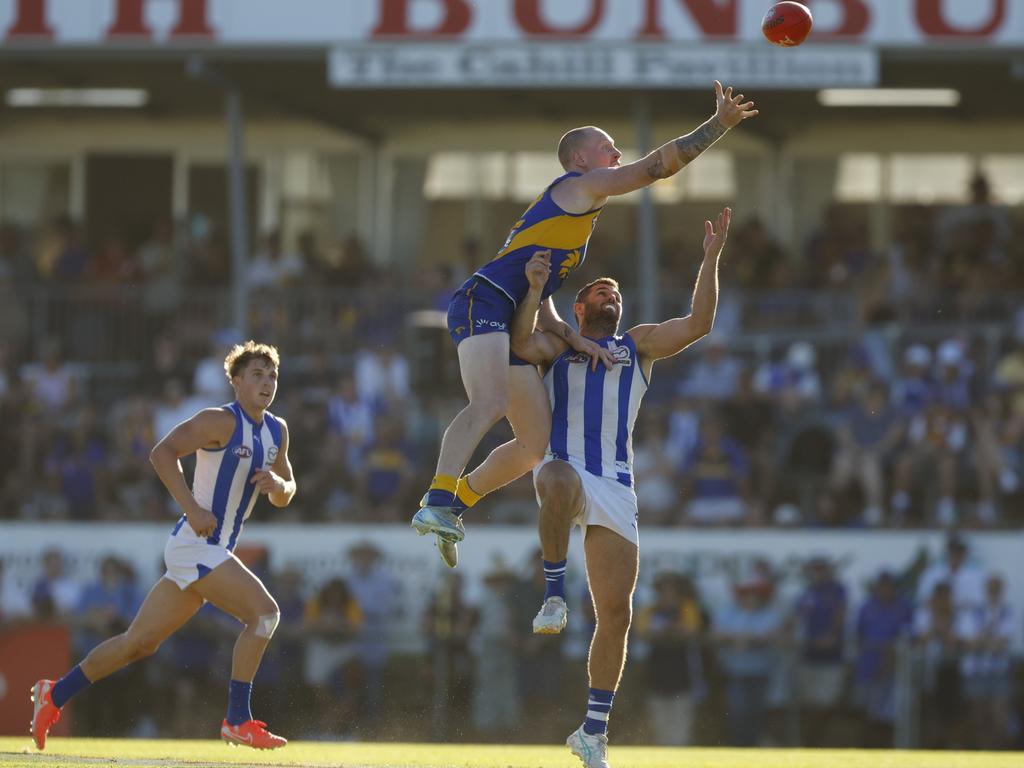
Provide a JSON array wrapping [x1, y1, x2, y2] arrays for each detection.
[[568, 334, 616, 372], [713, 80, 758, 129], [525, 249, 552, 291], [703, 207, 731, 259]]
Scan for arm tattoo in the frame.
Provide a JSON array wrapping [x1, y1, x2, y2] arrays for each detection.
[[673, 115, 727, 166], [646, 154, 670, 180]]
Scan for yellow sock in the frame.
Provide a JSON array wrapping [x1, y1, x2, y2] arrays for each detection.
[[456, 476, 483, 508], [430, 474, 458, 494]]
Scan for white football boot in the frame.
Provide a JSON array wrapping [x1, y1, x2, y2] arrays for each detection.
[[532, 596, 568, 634], [567, 724, 610, 768]]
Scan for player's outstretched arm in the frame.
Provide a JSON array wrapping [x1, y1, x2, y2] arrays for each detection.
[[631, 207, 731, 361], [511, 251, 569, 366], [150, 408, 236, 537], [251, 418, 297, 507], [573, 82, 756, 204]]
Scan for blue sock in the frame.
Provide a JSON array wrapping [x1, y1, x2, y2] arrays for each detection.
[[583, 687, 615, 735], [51, 665, 92, 709], [543, 558, 567, 600], [226, 680, 253, 726], [424, 489, 455, 507]]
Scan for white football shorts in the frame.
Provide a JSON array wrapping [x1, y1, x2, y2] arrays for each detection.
[[163, 525, 236, 590], [534, 457, 639, 547]]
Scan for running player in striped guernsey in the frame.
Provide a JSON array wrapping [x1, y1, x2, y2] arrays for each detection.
[[31, 341, 296, 752], [511, 209, 732, 768], [414, 82, 757, 569]]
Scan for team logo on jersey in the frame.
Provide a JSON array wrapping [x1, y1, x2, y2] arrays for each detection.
[[609, 343, 633, 367], [233, 446, 253, 459], [267, 446, 279, 464], [558, 249, 581, 279], [566, 342, 632, 367]]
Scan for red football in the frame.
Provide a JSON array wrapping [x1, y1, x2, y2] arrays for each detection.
[[762, 2, 813, 47]]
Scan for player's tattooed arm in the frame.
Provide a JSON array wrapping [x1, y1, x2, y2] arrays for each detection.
[[650, 80, 756, 179], [673, 116, 727, 165]]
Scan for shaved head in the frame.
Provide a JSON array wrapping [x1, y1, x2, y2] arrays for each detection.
[[557, 126, 601, 171]]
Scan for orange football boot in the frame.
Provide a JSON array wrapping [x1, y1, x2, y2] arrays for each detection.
[[30, 680, 61, 751], [220, 719, 287, 749]]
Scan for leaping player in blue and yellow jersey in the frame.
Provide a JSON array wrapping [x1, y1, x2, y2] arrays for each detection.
[[31, 342, 295, 752], [413, 81, 758, 567]]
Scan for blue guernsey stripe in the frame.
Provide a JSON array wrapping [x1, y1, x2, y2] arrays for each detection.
[[208, 405, 242, 545], [264, 412, 282, 448], [550, 358, 569, 460], [616, 336, 636, 487], [583, 359, 606, 476], [227, 424, 262, 552]]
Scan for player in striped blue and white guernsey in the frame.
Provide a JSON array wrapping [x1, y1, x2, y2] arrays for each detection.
[[31, 342, 296, 752], [511, 209, 732, 768]]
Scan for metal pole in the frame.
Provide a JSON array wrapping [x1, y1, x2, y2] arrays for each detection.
[[225, 86, 249, 335], [634, 96, 659, 323]]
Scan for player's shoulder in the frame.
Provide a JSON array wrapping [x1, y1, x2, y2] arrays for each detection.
[[265, 410, 288, 430], [196, 405, 238, 425]]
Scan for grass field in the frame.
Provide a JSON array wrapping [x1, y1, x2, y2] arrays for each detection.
[[1, 738, 1023, 768]]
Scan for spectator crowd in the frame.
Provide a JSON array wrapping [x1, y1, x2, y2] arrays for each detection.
[[0, 535, 1019, 749]]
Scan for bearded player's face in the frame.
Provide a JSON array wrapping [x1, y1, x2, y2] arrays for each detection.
[[577, 283, 622, 332]]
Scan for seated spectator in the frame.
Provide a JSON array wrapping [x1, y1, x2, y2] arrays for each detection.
[[327, 373, 375, 472], [24, 339, 77, 411], [891, 344, 935, 420], [993, 312, 1024, 418], [45, 408, 109, 520], [355, 343, 410, 407], [891, 402, 969, 527], [754, 341, 822, 407], [829, 381, 904, 526], [631, 410, 679, 526], [355, 417, 415, 521], [248, 230, 305, 290], [679, 337, 742, 401], [680, 420, 750, 526], [933, 339, 974, 414]]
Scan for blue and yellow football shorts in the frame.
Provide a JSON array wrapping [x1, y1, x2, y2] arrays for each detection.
[[446, 276, 532, 366]]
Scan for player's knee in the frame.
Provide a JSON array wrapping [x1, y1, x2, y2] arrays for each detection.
[[537, 463, 580, 506], [600, 600, 633, 634], [248, 598, 280, 639], [124, 629, 163, 660], [253, 610, 281, 639]]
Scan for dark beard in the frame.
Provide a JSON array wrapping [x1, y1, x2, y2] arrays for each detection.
[[580, 304, 619, 338]]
